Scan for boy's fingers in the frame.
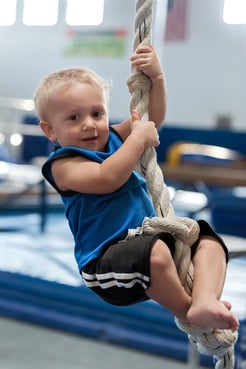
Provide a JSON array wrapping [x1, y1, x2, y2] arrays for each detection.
[[136, 44, 152, 53], [131, 110, 140, 122]]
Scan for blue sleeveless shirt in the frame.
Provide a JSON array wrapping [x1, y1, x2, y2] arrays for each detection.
[[42, 127, 156, 272]]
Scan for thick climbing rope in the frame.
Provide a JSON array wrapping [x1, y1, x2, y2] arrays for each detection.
[[127, 1, 238, 368]]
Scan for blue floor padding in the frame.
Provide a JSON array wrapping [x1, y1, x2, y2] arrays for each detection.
[[210, 188, 246, 238], [3, 270, 246, 367], [0, 270, 206, 365]]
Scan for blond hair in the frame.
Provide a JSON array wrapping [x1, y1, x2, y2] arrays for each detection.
[[34, 67, 110, 121]]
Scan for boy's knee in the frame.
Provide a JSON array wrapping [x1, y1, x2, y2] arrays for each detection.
[[150, 239, 173, 270], [191, 220, 229, 262], [196, 236, 227, 258]]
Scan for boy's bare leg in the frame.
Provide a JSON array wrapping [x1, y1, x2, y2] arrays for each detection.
[[146, 239, 191, 319], [187, 236, 239, 331], [146, 237, 239, 331]]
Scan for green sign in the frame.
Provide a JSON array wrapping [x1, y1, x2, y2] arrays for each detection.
[[64, 29, 127, 57]]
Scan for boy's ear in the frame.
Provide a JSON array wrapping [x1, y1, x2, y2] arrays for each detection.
[[39, 121, 56, 141]]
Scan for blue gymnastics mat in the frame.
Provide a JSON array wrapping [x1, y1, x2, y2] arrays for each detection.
[[0, 270, 215, 366]]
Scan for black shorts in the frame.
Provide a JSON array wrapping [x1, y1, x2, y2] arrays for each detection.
[[82, 232, 175, 306], [81, 220, 228, 306]]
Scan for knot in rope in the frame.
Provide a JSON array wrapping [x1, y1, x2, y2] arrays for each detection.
[[176, 318, 238, 356], [142, 216, 199, 245], [127, 74, 151, 96], [127, 74, 152, 118], [176, 318, 238, 368]]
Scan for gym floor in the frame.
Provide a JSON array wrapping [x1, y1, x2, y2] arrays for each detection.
[[0, 316, 195, 369]]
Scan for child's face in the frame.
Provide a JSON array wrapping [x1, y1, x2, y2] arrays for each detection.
[[41, 82, 109, 151]]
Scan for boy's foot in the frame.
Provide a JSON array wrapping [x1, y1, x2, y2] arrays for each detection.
[[187, 299, 239, 331]]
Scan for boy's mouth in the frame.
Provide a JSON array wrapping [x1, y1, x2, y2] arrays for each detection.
[[82, 136, 98, 142]]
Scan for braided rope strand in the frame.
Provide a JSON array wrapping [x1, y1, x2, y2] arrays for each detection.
[[128, 1, 238, 368]]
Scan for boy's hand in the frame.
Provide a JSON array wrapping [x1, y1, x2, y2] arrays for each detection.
[[130, 110, 160, 148], [130, 45, 163, 79]]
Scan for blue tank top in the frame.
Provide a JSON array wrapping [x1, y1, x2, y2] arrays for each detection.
[[42, 127, 156, 272]]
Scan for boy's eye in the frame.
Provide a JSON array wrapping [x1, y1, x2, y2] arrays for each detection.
[[92, 111, 103, 118], [70, 114, 80, 121]]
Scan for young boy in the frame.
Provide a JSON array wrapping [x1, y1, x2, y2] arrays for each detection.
[[34, 45, 239, 331]]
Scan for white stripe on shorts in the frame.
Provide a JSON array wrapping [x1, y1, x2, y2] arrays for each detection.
[[82, 271, 150, 290]]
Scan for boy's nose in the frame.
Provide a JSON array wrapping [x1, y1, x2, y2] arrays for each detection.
[[83, 117, 96, 130]]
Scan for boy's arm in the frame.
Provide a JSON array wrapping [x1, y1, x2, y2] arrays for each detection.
[[130, 45, 167, 128], [148, 73, 166, 128], [52, 112, 160, 195]]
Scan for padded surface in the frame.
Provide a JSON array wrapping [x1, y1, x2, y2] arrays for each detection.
[[211, 188, 246, 237], [156, 126, 246, 163]]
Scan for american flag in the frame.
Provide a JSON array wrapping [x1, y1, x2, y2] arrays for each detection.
[[165, 0, 189, 42]]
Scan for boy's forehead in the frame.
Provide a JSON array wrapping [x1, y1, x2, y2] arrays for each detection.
[[51, 81, 107, 106], [54, 80, 102, 93]]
